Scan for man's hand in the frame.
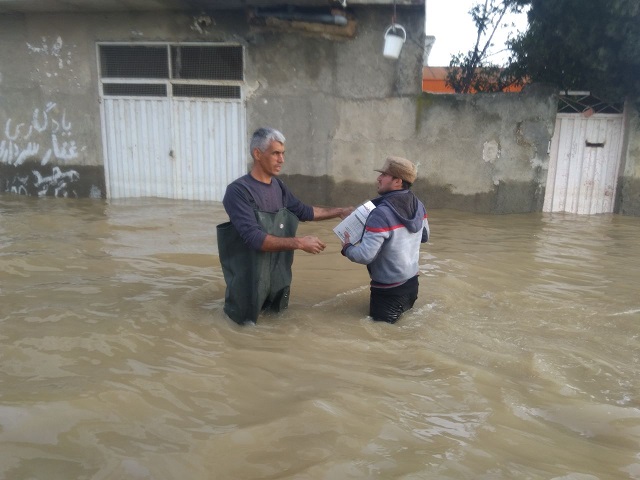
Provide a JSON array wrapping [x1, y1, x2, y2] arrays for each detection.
[[339, 206, 355, 219], [341, 231, 351, 248], [299, 235, 326, 254], [312, 206, 355, 221]]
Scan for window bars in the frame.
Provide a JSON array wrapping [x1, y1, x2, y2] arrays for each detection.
[[99, 44, 244, 99], [557, 92, 624, 114]]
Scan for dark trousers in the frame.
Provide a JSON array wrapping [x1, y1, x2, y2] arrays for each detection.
[[369, 275, 419, 323]]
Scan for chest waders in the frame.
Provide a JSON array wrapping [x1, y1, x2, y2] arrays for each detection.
[[217, 208, 299, 325]]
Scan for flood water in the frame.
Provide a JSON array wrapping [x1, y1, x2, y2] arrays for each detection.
[[1, 195, 639, 480]]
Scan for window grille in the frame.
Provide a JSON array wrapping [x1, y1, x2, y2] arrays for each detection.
[[172, 84, 241, 99], [99, 44, 243, 99], [171, 45, 243, 80], [103, 84, 167, 97], [100, 45, 168, 78], [557, 93, 623, 114]]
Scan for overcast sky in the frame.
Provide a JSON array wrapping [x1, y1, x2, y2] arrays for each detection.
[[425, 0, 529, 66]]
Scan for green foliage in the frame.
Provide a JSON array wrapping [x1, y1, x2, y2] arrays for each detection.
[[446, 0, 525, 93], [446, 59, 523, 93], [508, 0, 640, 104]]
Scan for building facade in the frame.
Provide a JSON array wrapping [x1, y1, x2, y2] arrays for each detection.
[[1, 0, 639, 215]]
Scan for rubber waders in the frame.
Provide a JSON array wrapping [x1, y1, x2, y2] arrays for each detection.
[[217, 208, 299, 324]]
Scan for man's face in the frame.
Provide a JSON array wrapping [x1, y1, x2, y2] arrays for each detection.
[[254, 140, 285, 177], [377, 172, 401, 194]]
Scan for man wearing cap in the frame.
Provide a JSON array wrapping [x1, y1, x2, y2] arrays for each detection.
[[341, 156, 429, 323]]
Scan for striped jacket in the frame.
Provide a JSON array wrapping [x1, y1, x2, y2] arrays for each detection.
[[342, 189, 429, 288]]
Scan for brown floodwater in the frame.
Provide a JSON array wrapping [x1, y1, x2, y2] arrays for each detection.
[[1, 195, 639, 479]]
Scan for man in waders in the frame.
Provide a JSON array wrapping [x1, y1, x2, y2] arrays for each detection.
[[217, 127, 353, 325], [340, 156, 429, 323]]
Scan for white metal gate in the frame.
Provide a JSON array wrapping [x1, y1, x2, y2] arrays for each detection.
[[544, 94, 625, 214], [98, 43, 246, 201]]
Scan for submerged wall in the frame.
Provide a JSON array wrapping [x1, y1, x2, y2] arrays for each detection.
[[618, 106, 640, 216], [0, 13, 104, 197], [281, 84, 558, 214], [0, 7, 423, 200], [0, 7, 638, 215]]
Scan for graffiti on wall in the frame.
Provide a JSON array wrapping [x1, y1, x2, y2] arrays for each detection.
[[0, 102, 92, 197], [0, 36, 102, 198], [26, 36, 73, 78], [7, 165, 80, 197], [0, 102, 81, 165]]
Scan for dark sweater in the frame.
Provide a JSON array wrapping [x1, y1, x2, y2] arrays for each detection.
[[222, 174, 314, 250]]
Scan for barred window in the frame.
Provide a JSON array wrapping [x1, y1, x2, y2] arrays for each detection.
[[100, 45, 168, 79], [103, 83, 167, 97], [171, 45, 243, 81], [99, 44, 243, 99], [172, 84, 241, 99], [557, 93, 623, 114]]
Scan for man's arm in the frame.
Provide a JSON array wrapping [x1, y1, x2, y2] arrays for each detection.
[[258, 205, 353, 254], [340, 209, 387, 264], [223, 182, 268, 250], [261, 234, 326, 254], [312, 206, 354, 221], [341, 229, 386, 265], [278, 177, 352, 221]]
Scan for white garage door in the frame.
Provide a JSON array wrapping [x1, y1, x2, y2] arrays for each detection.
[[99, 43, 246, 201]]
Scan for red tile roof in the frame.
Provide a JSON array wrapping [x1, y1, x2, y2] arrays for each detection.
[[422, 66, 524, 93]]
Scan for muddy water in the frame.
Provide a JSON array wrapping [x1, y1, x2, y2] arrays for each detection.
[[1, 195, 639, 480]]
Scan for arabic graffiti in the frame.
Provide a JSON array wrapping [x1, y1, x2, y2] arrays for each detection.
[[0, 102, 82, 166], [5, 164, 82, 198]]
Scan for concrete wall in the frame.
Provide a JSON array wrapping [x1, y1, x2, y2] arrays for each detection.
[[0, 6, 638, 215], [283, 84, 558, 214], [619, 106, 640, 216], [0, 12, 103, 196], [0, 6, 423, 199]]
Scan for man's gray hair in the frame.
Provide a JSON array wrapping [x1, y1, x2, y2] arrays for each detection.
[[250, 128, 286, 158]]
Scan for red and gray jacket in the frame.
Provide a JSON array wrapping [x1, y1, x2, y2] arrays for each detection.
[[341, 189, 429, 288]]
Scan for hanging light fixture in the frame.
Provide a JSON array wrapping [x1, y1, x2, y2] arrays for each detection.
[[383, 0, 406, 59]]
